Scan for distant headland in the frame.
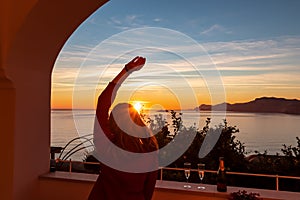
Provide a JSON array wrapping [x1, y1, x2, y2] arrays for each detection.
[[197, 97, 300, 115]]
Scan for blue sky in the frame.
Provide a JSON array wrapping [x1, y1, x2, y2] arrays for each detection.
[[71, 0, 300, 43], [52, 0, 300, 109]]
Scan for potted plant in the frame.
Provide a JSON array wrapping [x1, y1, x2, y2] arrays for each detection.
[[229, 190, 261, 200]]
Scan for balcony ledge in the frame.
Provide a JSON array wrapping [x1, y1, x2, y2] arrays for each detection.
[[154, 180, 299, 200], [40, 171, 98, 183], [40, 172, 300, 200]]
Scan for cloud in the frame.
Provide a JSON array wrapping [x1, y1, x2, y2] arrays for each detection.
[[55, 35, 300, 73], [126, 15, 137, 22], [109, 17, 122, 25], [200, 24, 232, 36], [153, 18, 162, 22], [221, 72, 300, 91], [52, 33, 300, 105], [201, 36, 300, 72], [107, 15, 146, 30]]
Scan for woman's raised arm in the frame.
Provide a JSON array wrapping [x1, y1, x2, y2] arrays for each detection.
[[111, 56, 146, 85], [94, 56, 146, 140]]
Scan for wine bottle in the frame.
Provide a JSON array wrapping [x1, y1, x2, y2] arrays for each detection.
[[217, 157, 227, 192]]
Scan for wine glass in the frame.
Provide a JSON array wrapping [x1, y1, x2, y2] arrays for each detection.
[[183, 162, 191, 189], [197, 163, 205, 190]]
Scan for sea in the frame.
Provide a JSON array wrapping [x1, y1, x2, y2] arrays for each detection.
[[51, 109, 300, 161]]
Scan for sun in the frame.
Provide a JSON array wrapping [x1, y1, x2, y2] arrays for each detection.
[[133, 101, 143, 113]]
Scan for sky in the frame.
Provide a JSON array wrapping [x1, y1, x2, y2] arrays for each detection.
[[51, 0, 300, 110]]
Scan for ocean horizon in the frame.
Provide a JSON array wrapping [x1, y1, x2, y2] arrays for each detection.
[[51, 109, 300, 161]]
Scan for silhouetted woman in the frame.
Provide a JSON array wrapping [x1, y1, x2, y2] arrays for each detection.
[[88, 56, 159, 200]]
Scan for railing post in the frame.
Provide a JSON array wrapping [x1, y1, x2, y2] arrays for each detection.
[[69, 159, 72, 173], [276, 174, 279, 191]]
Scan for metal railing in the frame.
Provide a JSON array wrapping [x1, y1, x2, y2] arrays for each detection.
[[159, 167, 300, 191], [54, 159, 300, 191]]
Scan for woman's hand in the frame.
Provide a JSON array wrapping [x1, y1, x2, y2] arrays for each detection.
[[110, 56, 146, 85], [125, 56, 146, 72]]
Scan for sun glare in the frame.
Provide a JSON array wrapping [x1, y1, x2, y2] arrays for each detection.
[[133, 102, 143, 113]]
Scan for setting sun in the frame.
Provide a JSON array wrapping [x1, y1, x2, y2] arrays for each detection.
[[133, 101, 143, 113]]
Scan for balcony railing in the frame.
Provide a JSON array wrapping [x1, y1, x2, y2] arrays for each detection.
[[54, 159, 300, 192], [159, 167, 300, 192]]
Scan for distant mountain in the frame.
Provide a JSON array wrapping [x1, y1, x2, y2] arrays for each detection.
[[198, 97, 300, 115]]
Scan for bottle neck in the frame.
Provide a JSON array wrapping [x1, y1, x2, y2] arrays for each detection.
[[219, 160, 225, 171]]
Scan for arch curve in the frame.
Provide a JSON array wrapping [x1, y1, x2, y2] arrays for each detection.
[[1, 1, 108, 199], [7, 0, 108, 73]]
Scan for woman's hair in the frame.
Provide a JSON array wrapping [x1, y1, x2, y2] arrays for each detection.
[[109, 103, 158, 153]]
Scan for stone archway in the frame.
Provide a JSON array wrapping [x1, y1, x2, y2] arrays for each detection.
[[0, 1, 108, 199]]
